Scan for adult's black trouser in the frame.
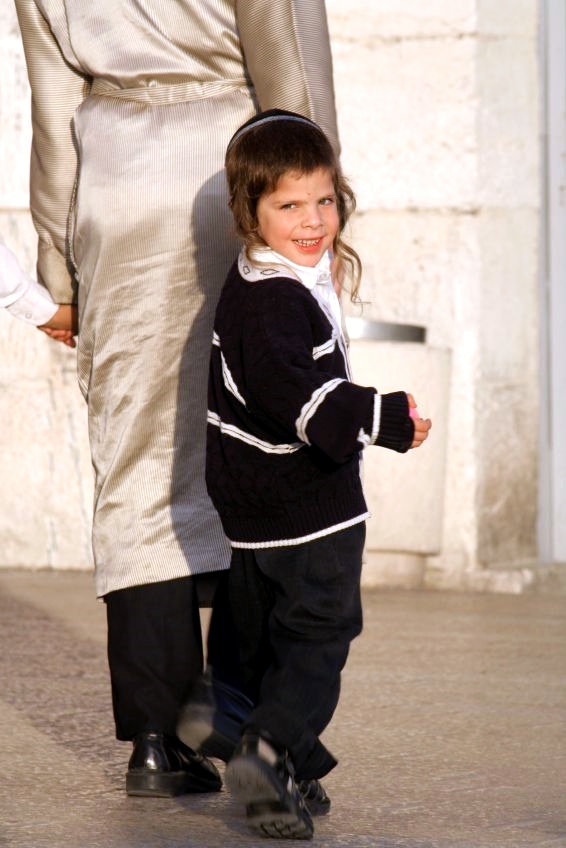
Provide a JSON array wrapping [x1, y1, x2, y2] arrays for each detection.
[[228, 522, 365, 781], [105, 571, 241, 741]]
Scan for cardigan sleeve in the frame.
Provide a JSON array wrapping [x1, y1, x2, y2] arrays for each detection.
[[15, 0, 91, 303], [240, 283, 414, 462], [235, 0, 340, 155]]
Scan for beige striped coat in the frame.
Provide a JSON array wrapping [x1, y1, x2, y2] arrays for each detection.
[[15, 0, 339, 596]]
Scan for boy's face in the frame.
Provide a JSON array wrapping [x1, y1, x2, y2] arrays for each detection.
[[256, 167, 339, 267]]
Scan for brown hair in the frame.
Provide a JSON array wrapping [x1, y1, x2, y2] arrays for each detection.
[[225, 111, 362, 301]]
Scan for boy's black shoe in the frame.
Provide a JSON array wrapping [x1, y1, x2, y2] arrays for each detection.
[[225, 731, 314, 840], [126, 731, 222, 796], [298, 779, 331, 815], [177, 669, 254, 762]]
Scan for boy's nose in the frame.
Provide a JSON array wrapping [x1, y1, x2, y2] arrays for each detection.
[[302, 205, 324, 228]]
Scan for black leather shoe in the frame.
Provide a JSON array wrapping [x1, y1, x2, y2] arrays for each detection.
[[177, 669, 254, 762], [298, 779, 331, 816], [126, 731, 222, 797]]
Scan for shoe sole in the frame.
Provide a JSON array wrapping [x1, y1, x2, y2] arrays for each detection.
[[247, 804, 314, 839], [226, 755, 313, 840], [126, 770, 221, 797]]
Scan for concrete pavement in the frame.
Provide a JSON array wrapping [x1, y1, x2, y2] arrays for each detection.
[[0, 569, 564, 848]]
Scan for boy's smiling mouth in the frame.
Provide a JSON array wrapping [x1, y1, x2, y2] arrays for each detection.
[[294, 238, 323, 248]]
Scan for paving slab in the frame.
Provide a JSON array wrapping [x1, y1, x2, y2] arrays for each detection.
[[0, 570, 564, 848]]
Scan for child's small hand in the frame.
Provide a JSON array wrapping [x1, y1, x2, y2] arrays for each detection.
[[37, 326, 77, 348], [37, 303, 78, 348], [411, 416, 431, 448], [407, 394, 432, 449]]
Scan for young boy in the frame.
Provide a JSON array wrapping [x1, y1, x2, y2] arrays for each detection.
[[204, 110, 432, 840]]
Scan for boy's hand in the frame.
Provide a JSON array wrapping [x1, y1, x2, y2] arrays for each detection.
[[411, 415, 432, 448], [407, 393, 432, 449]]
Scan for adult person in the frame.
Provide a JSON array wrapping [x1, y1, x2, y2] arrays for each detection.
[[15, 0, 340, 797]]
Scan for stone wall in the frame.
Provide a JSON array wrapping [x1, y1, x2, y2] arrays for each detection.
[[327, 0, 540, 591], [0, 6, 94, 572], [0, 1, 541, 591]]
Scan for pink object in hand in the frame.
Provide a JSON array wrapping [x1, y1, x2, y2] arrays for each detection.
[[409, 406, 420, 420]]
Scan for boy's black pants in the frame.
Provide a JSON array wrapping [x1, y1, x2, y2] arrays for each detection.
[[228, 522, 365, 781]]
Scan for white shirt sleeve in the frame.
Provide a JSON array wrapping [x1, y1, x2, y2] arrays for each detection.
[[0, 243, 58, 325]]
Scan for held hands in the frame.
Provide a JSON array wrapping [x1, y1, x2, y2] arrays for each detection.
[[407, 393, 432, 449], [37, 304, 78, 348], [38, 327, 77, 347]]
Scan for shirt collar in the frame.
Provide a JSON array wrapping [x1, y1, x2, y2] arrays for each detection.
[[240, 245, 332, 292]]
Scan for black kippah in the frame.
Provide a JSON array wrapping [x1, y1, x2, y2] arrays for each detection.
[[226, 109, 320, 153]]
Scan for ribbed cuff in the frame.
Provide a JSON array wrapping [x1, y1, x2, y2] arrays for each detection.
[[374, 391, 414, 453]]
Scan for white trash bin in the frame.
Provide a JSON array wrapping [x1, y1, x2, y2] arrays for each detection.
[[346, 319, 452, 589]]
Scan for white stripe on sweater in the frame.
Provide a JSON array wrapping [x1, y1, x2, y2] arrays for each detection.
[[295, 378, 345, 444], [208, 412, 304, 454], [228, 513, 370, 548], [221, 352, 247, 407], [312, 334, 337, 360], [371, 392, 382, 444]]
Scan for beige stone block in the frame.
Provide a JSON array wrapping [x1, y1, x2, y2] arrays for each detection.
[[362, 551, 426, 589], [332, 38, 477, 210], [477, 0, 538, 36], [477, 37, 540, 207], [476, 380, 538, 566], [477, 208, 539, 382], [423, 206, 540, 583], [0, 213, 38, 277], [327, 0, 476, 39], [424, 555, 538, 593], [0, 7, 32, 209], [432, 356, 481, 576], [343, 209, 479, 350], [0, 318, 93, 570], [0, 374, 92, 569], [349, 341, 451, 554]]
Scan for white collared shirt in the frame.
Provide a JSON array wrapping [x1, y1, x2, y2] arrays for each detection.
[[240, 246, 343, 333], [0, 243, 58, 326]]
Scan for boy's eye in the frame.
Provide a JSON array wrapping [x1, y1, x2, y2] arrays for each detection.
[[281, 203, 297, 210], [320, 196, 335, 206]]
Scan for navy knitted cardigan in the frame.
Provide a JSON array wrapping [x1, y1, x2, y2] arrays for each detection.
[[206, 260, 414, 548]]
